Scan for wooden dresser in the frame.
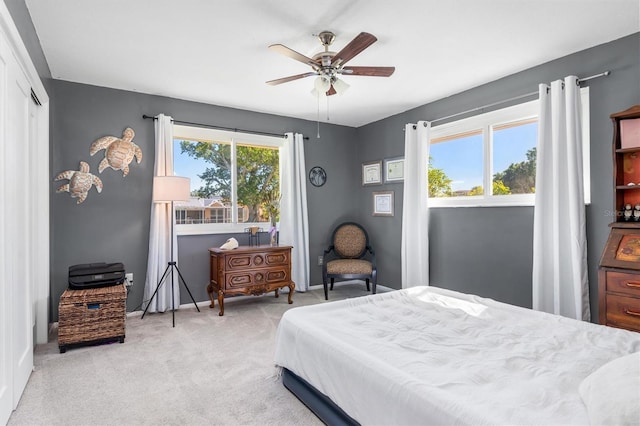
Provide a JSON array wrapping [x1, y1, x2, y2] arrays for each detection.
[[598, 106, 640, 333], [599, 228, 640, 332], [208, 245, 295, 316]]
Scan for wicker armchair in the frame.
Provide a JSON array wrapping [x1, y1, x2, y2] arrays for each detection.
[[322, 222, 377, 300]]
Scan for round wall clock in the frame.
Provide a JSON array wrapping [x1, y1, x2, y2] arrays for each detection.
[[309, 166, 327, 187]]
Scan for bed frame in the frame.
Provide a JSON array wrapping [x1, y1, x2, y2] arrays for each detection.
[[282, 368, 359, 426]]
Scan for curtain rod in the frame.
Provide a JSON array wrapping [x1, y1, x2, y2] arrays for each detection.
[[422, 70, 611, 126], [142, 115, 309, 140]]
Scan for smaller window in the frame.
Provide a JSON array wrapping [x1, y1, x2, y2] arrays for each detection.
[[428, 88, 590, 207], [429, 100, 539, 207]]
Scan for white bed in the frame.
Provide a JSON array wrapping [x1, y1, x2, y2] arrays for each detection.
[[274, 286, 640, 425]]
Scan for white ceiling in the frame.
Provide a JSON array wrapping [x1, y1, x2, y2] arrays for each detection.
[[25, 0, 640, 127]]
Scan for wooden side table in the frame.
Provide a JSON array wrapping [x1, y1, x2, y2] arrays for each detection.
[[208, 245, 295, 316]]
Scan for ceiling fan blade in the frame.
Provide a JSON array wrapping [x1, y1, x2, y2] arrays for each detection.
[[326, 85, 337, 96], [266, 72, 317, 86], [269, 44, 318, 67], [332, 32, 377, 66], [341, 66, 395, 77]]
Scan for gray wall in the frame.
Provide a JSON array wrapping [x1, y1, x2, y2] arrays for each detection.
[[9, 0, 640, 322], [356, 33, 640, 317], [50, 81, 357, 319]]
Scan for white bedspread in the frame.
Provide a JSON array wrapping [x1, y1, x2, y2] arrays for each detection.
[[274, 286, 640, 425]]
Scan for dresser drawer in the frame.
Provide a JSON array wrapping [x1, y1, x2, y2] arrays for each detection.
[[606, 271, 640, 297], [226, 267, 291, 290], [605, 293, 640, 332], [224, 250, 290, 271]]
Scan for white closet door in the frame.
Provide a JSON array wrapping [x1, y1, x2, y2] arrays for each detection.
[[0, 4, 49, 424], [7, 49, 34, 409], [0, 37, 34, 425], [0, 33, 12, 426]]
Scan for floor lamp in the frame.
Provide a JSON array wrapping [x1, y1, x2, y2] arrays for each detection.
[[142, 175, 200, 327]]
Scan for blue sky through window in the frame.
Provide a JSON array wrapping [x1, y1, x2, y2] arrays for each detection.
[[493, 122, 537, 173], [173, 139, 210, 192], [431, 133, 483, 192], [430, 121, 537, 193]]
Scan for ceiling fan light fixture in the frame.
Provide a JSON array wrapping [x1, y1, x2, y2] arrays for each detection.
[[314, 76, 331, 93], [332, 77, 350, 95], [268, 30, 393, 100]]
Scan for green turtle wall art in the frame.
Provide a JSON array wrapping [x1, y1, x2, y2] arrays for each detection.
[[55, 161, 103, 204], [90, 127, 142, 176]]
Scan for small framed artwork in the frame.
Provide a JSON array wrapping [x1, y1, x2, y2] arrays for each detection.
[[308, 166, 327, 187], [384, 157, 404, 183], [362, 161, 382, 186], [373, 191, 394, 216]]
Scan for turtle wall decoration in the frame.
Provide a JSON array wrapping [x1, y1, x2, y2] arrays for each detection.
[[55, 161, 103, 204], [90, 127, 142, 176]]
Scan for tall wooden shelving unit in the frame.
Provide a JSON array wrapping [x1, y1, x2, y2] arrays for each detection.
[[598, 105, 640, 332]]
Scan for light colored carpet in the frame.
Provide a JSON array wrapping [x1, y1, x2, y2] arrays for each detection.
[[9, 282, 382, 426]]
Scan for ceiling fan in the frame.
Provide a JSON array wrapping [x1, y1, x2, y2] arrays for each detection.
[[266, 31, 395, 96]]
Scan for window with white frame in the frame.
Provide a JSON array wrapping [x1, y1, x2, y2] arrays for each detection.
[[172, 124, 283, 234], [428, 88, 590, 207]]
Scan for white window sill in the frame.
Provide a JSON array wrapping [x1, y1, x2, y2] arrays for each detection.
[[176, 223, 276, 236]]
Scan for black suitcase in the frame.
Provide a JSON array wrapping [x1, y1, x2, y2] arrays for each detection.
[[68, 262, 125, 290]]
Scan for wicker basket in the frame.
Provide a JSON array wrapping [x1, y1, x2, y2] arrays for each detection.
[[58, 284, 126, 353]]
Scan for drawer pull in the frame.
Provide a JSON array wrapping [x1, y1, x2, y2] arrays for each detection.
[[624, 281, 640, 288], [624, 309, 640, 317]]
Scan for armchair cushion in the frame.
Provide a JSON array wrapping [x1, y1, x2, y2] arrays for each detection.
[[326, 259, 373, 275], [334, 224, 368, 258]]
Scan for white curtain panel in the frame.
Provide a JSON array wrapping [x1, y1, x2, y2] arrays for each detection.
[[143, 114, 180, 313], [280, 133, 310, 291], [401, 121, 430, 289], [532, 76, 590, 321]]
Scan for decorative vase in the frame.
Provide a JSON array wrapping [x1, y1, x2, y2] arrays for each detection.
[[270, 218, 277, 246]]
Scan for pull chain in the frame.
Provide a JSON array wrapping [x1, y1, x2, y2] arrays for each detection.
[[326, 94, 330, 122], [316, 94, 321, 138]]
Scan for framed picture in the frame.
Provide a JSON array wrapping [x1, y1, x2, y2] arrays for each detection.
[[362, 161, 382, 186], [384, 157, 404, 182], [308, 166, 327, 187], [373, 191, 394, 216]]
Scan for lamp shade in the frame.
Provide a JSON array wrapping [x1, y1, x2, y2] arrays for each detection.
[[152, 176, 191, 202], [314, 76, 331, 93], [332, 77, 350, 95]]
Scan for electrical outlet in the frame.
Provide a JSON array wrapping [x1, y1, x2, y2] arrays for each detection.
[[317, 256, 323, 266], [125, 273, 134, 287]]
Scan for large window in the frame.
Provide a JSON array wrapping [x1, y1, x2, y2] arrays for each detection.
[[172, 125, 283, 234], [428, 88, 590, 207]]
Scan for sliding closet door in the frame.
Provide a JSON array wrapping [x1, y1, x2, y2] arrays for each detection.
[[7, 49, 34, 410], [0, 32, 12, 426], [0, 35, 38, 426], [0, 4, 49, 423]]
